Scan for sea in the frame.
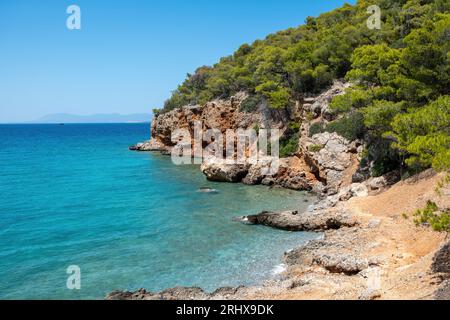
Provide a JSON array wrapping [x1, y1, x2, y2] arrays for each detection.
[[0, 123, 318, 299]]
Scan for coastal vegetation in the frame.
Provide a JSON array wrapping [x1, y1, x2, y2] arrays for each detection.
[[414, 200, 450, 233], [158, 0, 449, 177]]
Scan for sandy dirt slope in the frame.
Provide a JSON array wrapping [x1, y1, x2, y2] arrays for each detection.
[[244, 171, 449, 300]]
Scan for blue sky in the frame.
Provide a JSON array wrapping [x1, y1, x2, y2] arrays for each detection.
[[0, 0, 355, 122]]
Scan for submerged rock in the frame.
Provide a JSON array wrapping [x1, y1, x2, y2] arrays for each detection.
[[198, 187, 219, 194]]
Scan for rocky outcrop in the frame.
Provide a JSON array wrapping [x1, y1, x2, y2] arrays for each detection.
[[108, 170, 448, 300], [131, 81, 362, 194], [259, 157, 318, 191], [302, 80, 351, 121], [236, 209, 358, 232], [432, 240, 450, 277], [148, 92, 288, 153], [242, 164, 265, 185], [201, 157, 250, 183], [435, 281, 450, 300], [107, 286, 247, 301], [107, 287, 208, 300], [295, 81, 361, 194], [302, 132, 359, 194], [432, 240, 450, 299], [284, 240, 373, 276], [129, 139, 167, 152], [366, 170, 401, 192], [336, 183, 369, 201], [312, 254, 369, 275], [200, 155, 320, 191]]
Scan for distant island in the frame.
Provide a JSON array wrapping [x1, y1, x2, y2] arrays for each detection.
[[31, 113, 152, 124]]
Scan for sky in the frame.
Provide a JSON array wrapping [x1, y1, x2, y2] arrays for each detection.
[[0, 0, 355, 123]]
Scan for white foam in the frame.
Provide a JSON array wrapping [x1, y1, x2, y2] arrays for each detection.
[[271, 263, 287, 275]]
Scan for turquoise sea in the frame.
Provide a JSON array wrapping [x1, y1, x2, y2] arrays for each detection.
[[0, 124, 318, 299]]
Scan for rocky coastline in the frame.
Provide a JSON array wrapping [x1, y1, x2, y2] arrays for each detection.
[[108, 169, 449, 300], [116, 82, 450, 300]]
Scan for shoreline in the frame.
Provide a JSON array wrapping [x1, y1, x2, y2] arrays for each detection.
[[114, 84, 449, 300], [107, 167, 450, 300]]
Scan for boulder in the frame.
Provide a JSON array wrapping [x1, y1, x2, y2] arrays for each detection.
[[201, 158, 249, 183], [367, 219, 381, 229], [359, 289, 382, 300], [107, 288, 158, 300], [159, 287, 209, 300], [303, 132, 354, 192], [284, 240, 328, 267], [435, 281, 450, 300], [276, 173, 313, 191], [352, 167, 371, 183], [242, 163, 265, 185], [338, 183, 369, 201], [367, 170, 401, 191], [243, 156, 317, 191], [129, 139, 166, 152], [432, 240, 450, 277], [368, 177, 387, 191], [312, 254, 369, 275]]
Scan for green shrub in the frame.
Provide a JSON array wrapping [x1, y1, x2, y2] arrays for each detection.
[[305, 111, 314, 121], [308, 122, 325, 137], [240, 95, 262, 113], [279, 121, 301, 157], [324, 112, 365, 141], [308, 144, 324, 152], [371, 158, 399, 177], [414, 200, 450, 233], [288, 121, 300, 131], [152, 108, 161, 117], [280, 133, 299, 157], [435, 174, 450, 196], [330, 88, 371, 114], [390, 96, 450, 172]]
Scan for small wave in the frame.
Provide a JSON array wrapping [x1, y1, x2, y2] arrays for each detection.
[[271, 263, 287, 275]]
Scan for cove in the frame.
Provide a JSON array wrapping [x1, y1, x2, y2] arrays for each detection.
[[0, 123, 318, 299]]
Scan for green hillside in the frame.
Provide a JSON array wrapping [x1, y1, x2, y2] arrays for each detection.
[[159, 0, 449, 175]]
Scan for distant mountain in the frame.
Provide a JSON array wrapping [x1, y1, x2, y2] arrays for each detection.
[[32, 113, 152, 124]]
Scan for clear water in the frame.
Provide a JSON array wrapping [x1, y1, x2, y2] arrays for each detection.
[[0, 124, 318, 299]]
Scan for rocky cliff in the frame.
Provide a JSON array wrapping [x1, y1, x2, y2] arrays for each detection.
[[132, 80, 362, 195]]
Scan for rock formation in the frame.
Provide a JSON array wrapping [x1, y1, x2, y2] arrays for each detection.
[[432, 240, 450, 276], [236, 209, 358, 232], [131, 80, 362, 195]]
